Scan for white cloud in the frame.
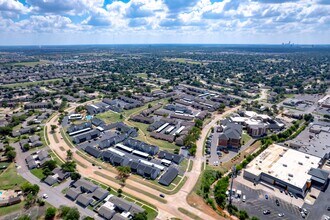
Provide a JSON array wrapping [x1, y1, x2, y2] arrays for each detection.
[[0, 0, 329, 44]]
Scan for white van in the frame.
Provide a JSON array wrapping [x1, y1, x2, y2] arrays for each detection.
[[242, 195, 246, 202]]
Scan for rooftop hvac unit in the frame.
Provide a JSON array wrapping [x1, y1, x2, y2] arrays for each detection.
[[298, 162, 303, 165], [288, 174, 293, 177]]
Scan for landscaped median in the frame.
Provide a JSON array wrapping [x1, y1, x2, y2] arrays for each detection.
[[178, 207, 203, 220], [94, 171, 168, 204]]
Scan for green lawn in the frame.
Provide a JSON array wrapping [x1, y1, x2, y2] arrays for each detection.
[[31, 168, 45, 180], [96, 111, 123, 124], [0, 163, 27, 190], [241, 132, 252, 145], [187, 160, 193, 172], [0, 201, 25, 216], [136, 73, 148, 78], [180, 159, 189, 172], [60, 128, 74, 148], [49, 151, 64, 165]]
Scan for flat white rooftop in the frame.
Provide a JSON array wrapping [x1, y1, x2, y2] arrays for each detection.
[[245, 144, 321, 189]]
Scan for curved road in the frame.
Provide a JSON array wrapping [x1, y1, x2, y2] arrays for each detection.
[[45, 101, 240, 219]]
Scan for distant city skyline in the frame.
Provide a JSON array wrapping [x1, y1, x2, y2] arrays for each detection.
[[0, 0, 329, 45]]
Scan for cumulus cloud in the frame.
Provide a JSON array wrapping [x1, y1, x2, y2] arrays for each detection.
[[0, 0, 329, 44]]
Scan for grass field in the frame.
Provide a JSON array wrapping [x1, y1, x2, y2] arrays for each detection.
[[241, 132, 252, 145], [2, 60, 48, 67], [0, 202, 25, 216], [164, 58, 203, 65], [31, 168, 45, 180], [96, 111, 123, 124], [136, 73, 148, 78], [0, 163, 27, 190], [0, 78, 62, 88]]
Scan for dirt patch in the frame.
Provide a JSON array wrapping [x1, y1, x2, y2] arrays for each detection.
[[187, 192, 222, 219]]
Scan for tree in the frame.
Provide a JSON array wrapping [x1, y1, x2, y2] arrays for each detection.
[[5, 150, 16, 161], [59, 206, 80, 220], [51, 125, 58, 133], [45, 207, 57, 220], [70, 172, 81, 181], [43, 160, 57, 171], [66, 150, 73, 161], [61, 161, 76, 172], [120, 114, 123, 119], [116, 166, 131, 184], [64, 207, 80, 220], [23, 143, 30, 151], [194, 119, 203, 129], [132, 211, 148, 220]]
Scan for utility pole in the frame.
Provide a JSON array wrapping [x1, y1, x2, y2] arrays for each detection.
[[229, 165, 236, 206]]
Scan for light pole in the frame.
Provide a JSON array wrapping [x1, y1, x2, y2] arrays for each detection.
[[229, 165, 236, 206]]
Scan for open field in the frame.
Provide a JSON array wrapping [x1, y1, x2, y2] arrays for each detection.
[[96, 111, 123, 124], [164, 58, 204, 65], [136, 73, 148, 78], [0, 202, 25, 216], [0, 163, 27, 190], [1, 60, 49, 67], [0, 78, 62, 88]]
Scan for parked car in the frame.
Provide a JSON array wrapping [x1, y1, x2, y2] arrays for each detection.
[[265, 194, 268, 200], [327, 206, 330, 211], [242, 195, 246, 202], [275, 199, 280, 206], [263, 210, 271, 215], [42, 194, 48, 199], [302, 208, 308, 215], [278, 213, 284, 217], [159, 194, 165, 198]]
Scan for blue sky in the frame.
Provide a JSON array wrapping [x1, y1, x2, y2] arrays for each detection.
[[0, 0, 329, 45]]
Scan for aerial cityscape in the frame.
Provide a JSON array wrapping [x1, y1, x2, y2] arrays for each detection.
[[0, 1, 329, 220]]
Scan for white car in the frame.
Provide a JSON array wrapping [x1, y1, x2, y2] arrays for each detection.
[[278, 213, 284, 217], [42, 194, 48, 199]]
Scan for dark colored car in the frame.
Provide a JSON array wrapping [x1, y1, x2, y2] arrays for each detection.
[[159, 194, 165, 198], [276, 199, 280, 206]]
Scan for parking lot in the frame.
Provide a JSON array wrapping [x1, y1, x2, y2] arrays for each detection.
[[232, 182, 305, 220], [303, 182, 330, 220]]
